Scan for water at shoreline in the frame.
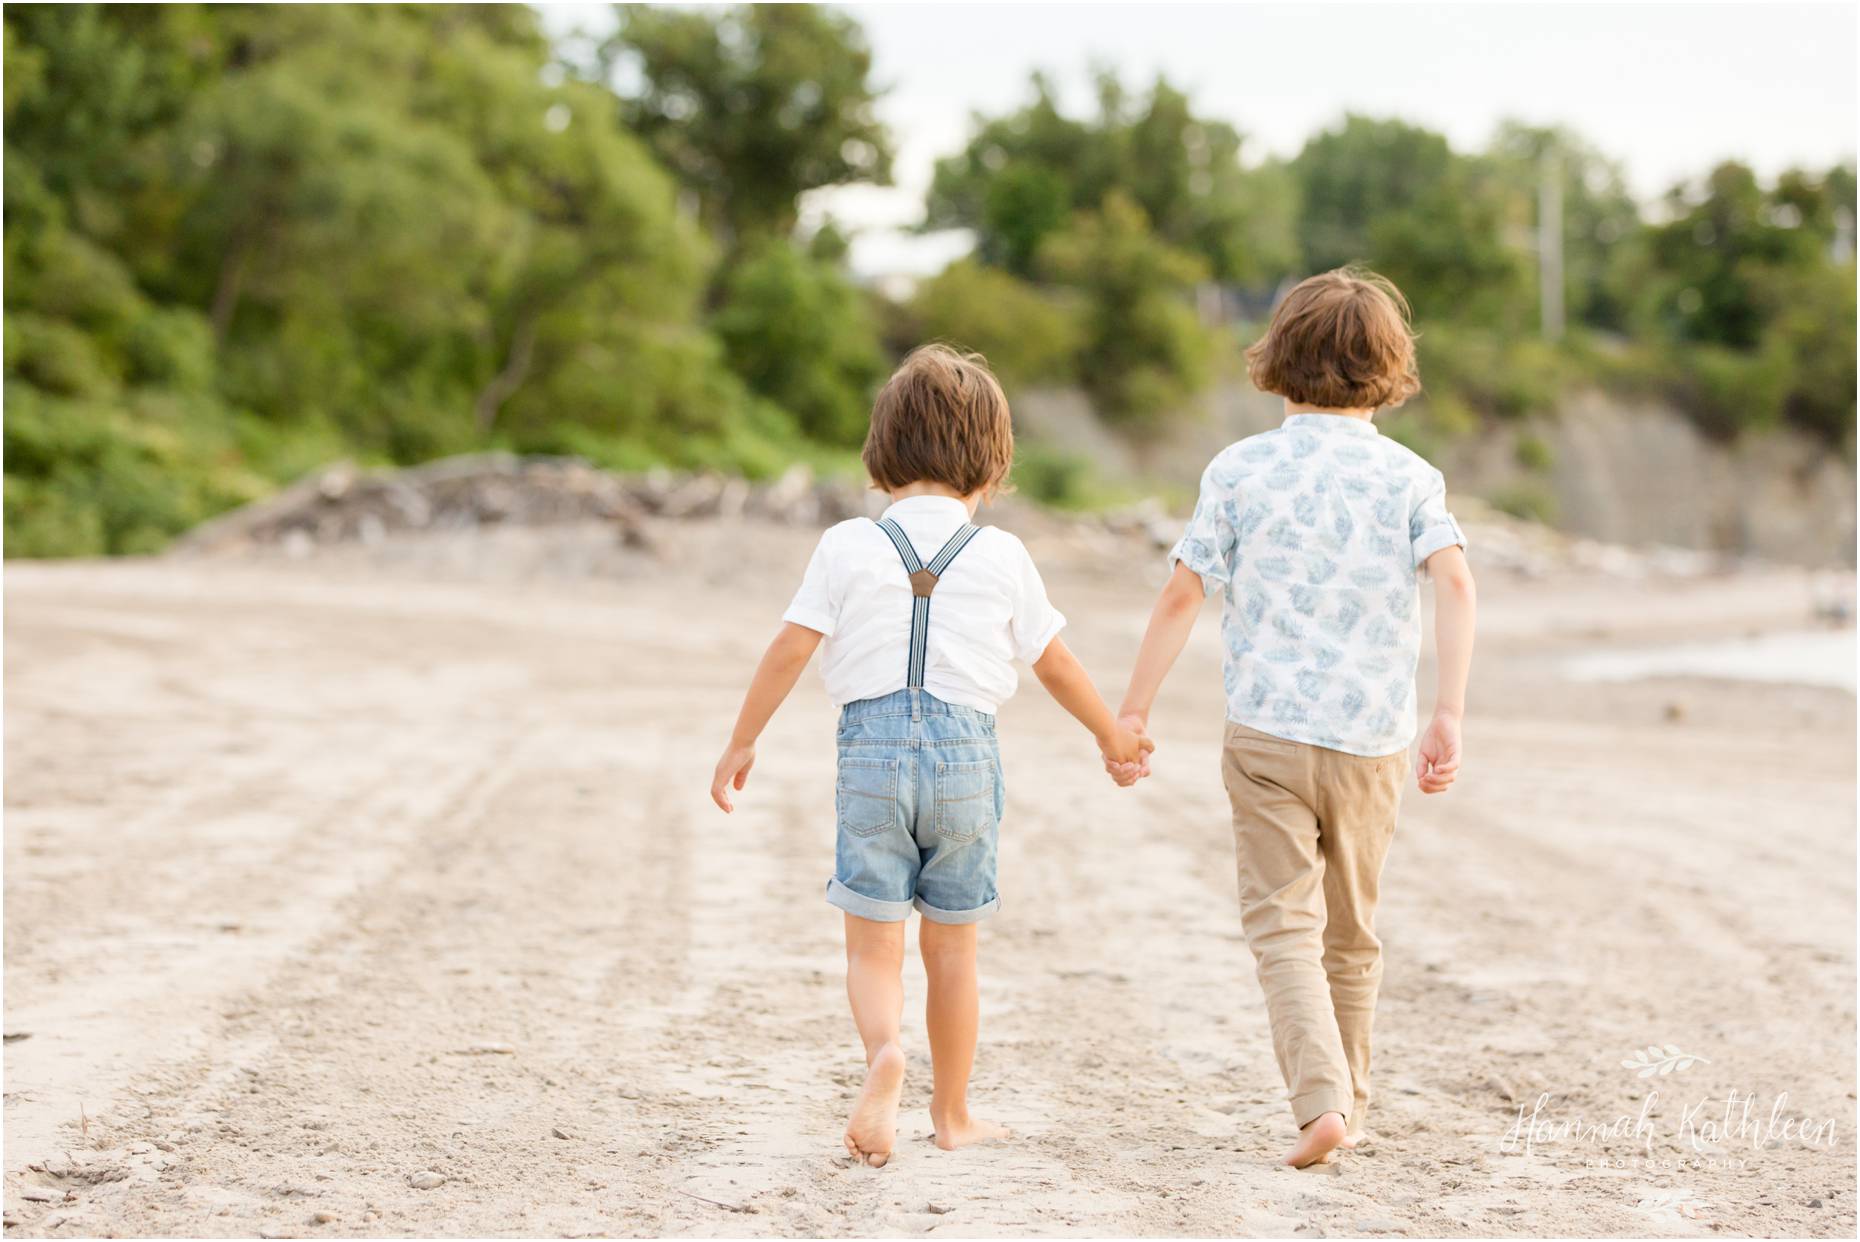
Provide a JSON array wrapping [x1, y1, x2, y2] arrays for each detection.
[[1561, 628, 1856, 693]]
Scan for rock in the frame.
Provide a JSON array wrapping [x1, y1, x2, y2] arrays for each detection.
[[1355, 1218, 1407, 1234], [551, 1127, 574, 1140], [407, 1171, 446, 1190], [311, 1211, 336, 1224], [925, 1203, 951, 1215], [1485, 1072, 1514, 1102], [19, 1190, 54, 1203], [2, 1032, 29, 1043], [458, 1043, 515, 1056], [1663, 700, 1686, 722]]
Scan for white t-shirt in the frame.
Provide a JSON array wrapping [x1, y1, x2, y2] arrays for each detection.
[[782, 496, 1066, 714]]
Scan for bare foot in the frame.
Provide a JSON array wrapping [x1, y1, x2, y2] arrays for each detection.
[[844, 1043, 906, 1167], [1284, 1111, 1348, 1168], [930, 1110, 1010, 1151]]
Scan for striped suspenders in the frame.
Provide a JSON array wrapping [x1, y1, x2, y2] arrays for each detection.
[[874, 517, 981, 689]]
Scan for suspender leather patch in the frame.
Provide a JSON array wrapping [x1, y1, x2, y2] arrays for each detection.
[[909, 568, 940, 598]]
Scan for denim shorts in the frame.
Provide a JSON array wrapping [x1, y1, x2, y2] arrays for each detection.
[[826, 689, 1005, 925]]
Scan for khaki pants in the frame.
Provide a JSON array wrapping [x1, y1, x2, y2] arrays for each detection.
[[1221, 721, 1404, 1131]]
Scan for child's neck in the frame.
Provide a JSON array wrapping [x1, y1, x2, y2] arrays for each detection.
[[1286, 401, 1376, 423], [889, 481, 982, 517]]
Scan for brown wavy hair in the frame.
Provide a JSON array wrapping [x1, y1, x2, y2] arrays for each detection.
[[1244, 268, 1421, 411], [862, 344, 1014, 497]]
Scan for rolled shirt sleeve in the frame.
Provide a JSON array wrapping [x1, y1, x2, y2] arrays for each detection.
[[1168, 461, 1239, 595], [1410, 469, 1468, 569], [781, 530, 840, 636], [1006, 538, 1067, 665]]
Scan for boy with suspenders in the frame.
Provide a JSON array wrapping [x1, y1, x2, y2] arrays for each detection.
[[711, 345, 1152, 1167]]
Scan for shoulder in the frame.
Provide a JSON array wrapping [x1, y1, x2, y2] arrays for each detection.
[[1201, 435, 1275, 486], [1375, 436, 1447, 487], [811, 517, 884, 559], [966, 524, 1042, 578]]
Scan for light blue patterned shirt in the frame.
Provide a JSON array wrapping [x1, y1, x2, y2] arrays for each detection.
[[1170, 413, 1466, 757]]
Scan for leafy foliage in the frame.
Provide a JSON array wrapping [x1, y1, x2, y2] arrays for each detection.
[[602, 5, 891, 247]]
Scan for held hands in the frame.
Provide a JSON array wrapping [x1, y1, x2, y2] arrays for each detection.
[[710, 743, 756, 812], [1415, 710, 1461, 794], [1100, 713, 1155, 788]]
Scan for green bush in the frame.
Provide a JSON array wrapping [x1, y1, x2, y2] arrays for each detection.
[[713, 240, 888, 445], [1486, 482, 1559, 525], [1514, 432, 1554, 473], [907, 260, 1081, 388]]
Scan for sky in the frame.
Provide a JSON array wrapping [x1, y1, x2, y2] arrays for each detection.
[[539, 2, 1858, 278]]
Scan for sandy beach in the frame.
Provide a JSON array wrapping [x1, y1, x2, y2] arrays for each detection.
[[4, 513, 1854, 1237]]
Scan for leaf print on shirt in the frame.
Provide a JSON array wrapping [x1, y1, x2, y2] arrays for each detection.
[[1367, 532, 1400, 557], [1236, 502, 1270, 542], [1385, 676, 1411, 709], [1271, 611, 1304, 640], [1266, 519, 1302, 550], [1385, 587, 1415, 621], [1323, 597, 1365, 637], [1256, 556, 1293, 581], [1339, 474, 1373, 497], [1238, 438, 1279, 462], [1334, 442, 1373, 464], [1289, 584, 1321, 616], [1332, 507, 1355, 545], [1363, 616, 1400, 648], [1362, 707, 1398, 738], [1350, 565, 1390, 588], [1337, 687, 1367, 721], [1267, 461, 1303, 490], [1292, 492, 1320, 526], [1272, 698, 1310, 726], [1374, 497, 1404, 529], [1290, 433, 1321, 458], [1264, 645, 1304, 664], [1295, 669, 1329, 700], [1305, 555, 1339, 585], [1313, 644, 1344, 671], [1244, 671, 1275, 711], [1243, 583, 1269, 625], [1356, 653, 1395, 677]]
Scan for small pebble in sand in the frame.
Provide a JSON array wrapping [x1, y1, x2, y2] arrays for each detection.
[[551, 1127, 574, 1141], [19, 1191, 55, 1203], [408, 1172, 446, 1190], [311, 1211, 336, 1224], [459, 1043, 515, 1056]]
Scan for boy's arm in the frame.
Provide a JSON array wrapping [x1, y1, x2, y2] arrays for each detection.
[[1416, 545, 1475, 794], [1115, 562, 1208, 740], [710, 622, 823, 812], [1032, 636, 1154, 770]]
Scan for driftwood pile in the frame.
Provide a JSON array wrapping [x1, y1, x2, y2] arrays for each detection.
[[175, 455, 876, 556]]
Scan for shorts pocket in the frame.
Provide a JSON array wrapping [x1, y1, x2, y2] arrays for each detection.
[[935, 759, 998, 842], [837, 757, 898, 838]]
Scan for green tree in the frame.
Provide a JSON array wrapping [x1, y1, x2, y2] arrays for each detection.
[[926, 71, 1297, 285], [713, 240, 887, 445], [1291, 114, 1530, 325], [1037, 192, 1212, 425], [1487, 121, 1642, 332], [906, 260, 1080, 388], [602, 4, 892, 247]]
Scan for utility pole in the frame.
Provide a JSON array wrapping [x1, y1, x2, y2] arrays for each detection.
[[1538, 148, 1565, 342]]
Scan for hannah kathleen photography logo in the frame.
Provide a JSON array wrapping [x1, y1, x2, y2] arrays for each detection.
[[1497, 1044, 1840, 1160]]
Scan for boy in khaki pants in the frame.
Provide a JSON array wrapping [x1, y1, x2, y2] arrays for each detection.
[[1110, 269, 1478, 1167]]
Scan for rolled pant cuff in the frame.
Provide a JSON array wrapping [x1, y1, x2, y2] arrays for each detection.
[[913, 894, 1000, 925], [1290, 1086, 1355, 1129], [825, 878, 913, 922]]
